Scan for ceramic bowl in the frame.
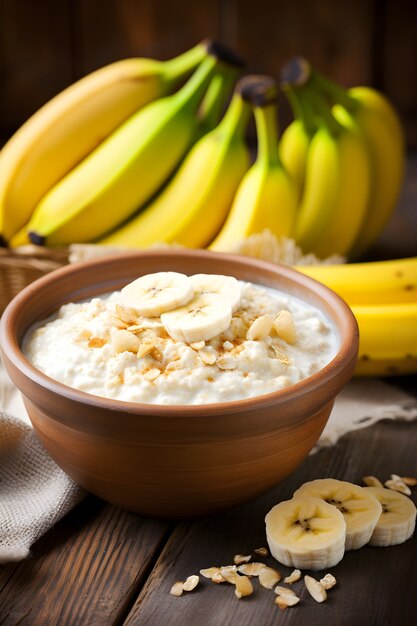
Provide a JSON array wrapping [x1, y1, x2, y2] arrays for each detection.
[[0, 249, 358, 518]]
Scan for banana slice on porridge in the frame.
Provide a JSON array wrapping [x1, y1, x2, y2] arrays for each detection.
[[121, 271, 193, 316], [161, 294, 232, 343], [190, 274, 241, 312]]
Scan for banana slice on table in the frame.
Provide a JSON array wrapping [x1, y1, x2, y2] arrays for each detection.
[[161, 294, 232, 343], [363, 486, 417, 547], [121, 272, 193, 317], [265, 496, 346, 570], [293, 478, 382, 550], [190, 274, 241, 312]]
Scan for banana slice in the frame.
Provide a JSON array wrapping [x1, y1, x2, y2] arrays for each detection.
[[121, 272, 193, 317], [161, 294, 232, 343], [363, 486, 417, 547], [293, 478, 382, 550], [190, 274, 241, 312], [265, 496, 346, 570]]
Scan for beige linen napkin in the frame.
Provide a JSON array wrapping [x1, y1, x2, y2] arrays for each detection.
[[1, 350, 417, 564]]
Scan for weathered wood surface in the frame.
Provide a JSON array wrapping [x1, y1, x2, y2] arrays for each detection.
[[0, 382, 416, 626]]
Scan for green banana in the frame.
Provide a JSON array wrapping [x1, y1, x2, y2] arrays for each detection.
[[210, 76, 297, 251], [100, 79, 251, 249], [27, 49, 230, 246]]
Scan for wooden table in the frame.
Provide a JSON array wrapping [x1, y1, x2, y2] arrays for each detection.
[[1, 159, 416, 626]]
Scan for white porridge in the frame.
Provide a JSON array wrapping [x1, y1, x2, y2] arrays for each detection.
[[23, 272, 338, 405]]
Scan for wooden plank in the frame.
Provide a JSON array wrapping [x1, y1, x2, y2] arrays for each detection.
[[380, 0, 417, 148], [74, 0, 223, 77], [0, 496, 171, 625], [0, 0, 73, 135], [224, 0, 376, 134], [124, 418, 417, 625]]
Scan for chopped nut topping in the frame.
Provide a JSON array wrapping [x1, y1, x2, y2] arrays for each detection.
[[216, 355, 236, 370], [88, 336, 107, 349], [275, 586, 297, 597], [259, 566, 281, 589], [246, 315, 274, 341], [200, 567, 221, 579], [150, 346, 163, 362], [111, 329, 140, 354], [126, 325, 144, 333], [233, 554, 252, 566], [144, 368, 161, 381], [273, 310, 297, 345], [190, 341, 205, 350], [137, 341, 155, 358], [254, 547, 269, 557], [183, 575, 199, 591], [275, 594, 300, 609], [320, 573, 337, 590], [362, 475, 383, 488], [401, 476, 417, 487], [385, 477, 412, 496], [284, 569, 301, 584], [304, 575, 327, 603], [114, 304, 140, 325], [223, 340, 234, 351], [212, 572, 226, 584], [237, 562, 266, 576], [199, 348, 217, 365], [234, 575, 253, 599], [170, 581, 184, 597]]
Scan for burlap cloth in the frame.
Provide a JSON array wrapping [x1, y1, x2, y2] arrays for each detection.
[[1, 238, 416, 563]]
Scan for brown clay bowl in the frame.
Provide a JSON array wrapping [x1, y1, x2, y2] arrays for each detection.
[[0, 249, 358, 519]]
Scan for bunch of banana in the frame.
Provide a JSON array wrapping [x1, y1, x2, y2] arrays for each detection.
[[0, 41, 242, 247], [279, 57, 405, 260], [265, 477, 416, 570], [210, 76, 298, 251], [100, 76, 253, 249]]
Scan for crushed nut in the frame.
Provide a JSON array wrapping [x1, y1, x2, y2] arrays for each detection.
[[137, 341, 155, 358], [385, 478, 412, 496], [150, 346, 163, 362], [362, 475, 383, 488], [219, 565, 238, 583], [111, 329, 140, 354], [237, 562, 266, 576], [170, 581, 184, 597], [273, 310, 296, 345], [223, 340, 234, 351], [216, 355, 236, 370], [190, 341, 205, 351], [212, 572, 226, 584], [199, 348, 217, 365], [144, 368, 161, 381], [284, 569, 302, 584], [259, 566, 281, 589], [275, 586, 297, 597], [320, 573, 337, 590], [246, 315, 274, 341], [182, 575, 199, 591], [200, 567, 221, 579], [275, 594, 300, 609], [254, 547, 269, 557], [234, 575, 253, 599], [401, 476, 417, 487], [304, 575, 327, 603], [115, 304, 140, 325], [88, 336, 107, 349], [233, 554, 252, 566], [126, 325, 143, 333]]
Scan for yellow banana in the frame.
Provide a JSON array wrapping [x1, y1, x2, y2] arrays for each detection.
[[304, 66, 405, 257], [100, 80, 251, 249], [353, 302, 417, 376], [210, 77, 297, 252], [26, 55, 221, 246], [0, 41, 209, 244], [279, 119, 311, 200], [297, 256, 417, 305]]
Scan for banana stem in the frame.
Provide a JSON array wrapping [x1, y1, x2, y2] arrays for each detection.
[[162, 41, 209, 85], [301, 86, 342, 136], [218, 91, 251, 139], [175, 56, 218, 111], [283, 85, 316, 135], [198, 70, 236, 132], [254, 104, 280, 166], [309, 70, 358, 112]]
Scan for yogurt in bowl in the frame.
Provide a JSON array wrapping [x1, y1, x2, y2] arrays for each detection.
[[23, 272, 337, 405]]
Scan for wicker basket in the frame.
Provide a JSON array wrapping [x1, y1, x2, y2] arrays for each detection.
[[0, 246, 69, 315]]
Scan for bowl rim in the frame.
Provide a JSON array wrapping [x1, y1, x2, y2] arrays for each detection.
[[0, 249, 358, 416]]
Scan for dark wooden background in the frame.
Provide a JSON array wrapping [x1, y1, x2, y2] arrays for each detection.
[[0, 0, 417, 146]]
